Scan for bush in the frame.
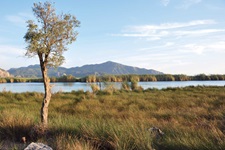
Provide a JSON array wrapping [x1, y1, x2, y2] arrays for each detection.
[[90, 84, 100, 93], [121, 81, 130, 91], [131, 80, 143, 92]]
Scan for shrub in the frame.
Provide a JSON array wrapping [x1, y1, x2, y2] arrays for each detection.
[[131, 79, 143, 92], [90, 84, 100, 93], [121, 81, 130, 91]]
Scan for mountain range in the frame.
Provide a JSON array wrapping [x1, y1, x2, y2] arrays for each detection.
[[7, 61, 163, 78]]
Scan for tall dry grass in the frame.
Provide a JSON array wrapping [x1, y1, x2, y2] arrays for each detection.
[[0, 86, 224, 149]]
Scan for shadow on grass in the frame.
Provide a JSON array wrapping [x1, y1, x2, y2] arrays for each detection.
[[0, 124, 115, 150]]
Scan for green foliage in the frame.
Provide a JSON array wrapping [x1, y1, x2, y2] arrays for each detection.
[[24, 1, 80, 68], [1, 73, 225, 84], [173, 74, 190, 81], [156, 74, 175, 81], [86, 74, 225, 82], [193, 74, 211, 80]]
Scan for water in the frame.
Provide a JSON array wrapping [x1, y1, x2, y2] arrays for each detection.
[[0, 81, 225, 93], [138, 81, 225, 89]]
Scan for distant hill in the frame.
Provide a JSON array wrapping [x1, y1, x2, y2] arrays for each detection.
[[8, 61, 163, 78], [0, 68, 11, 78]]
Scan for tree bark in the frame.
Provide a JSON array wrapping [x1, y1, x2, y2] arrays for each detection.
[[40, 62, 51, 126]]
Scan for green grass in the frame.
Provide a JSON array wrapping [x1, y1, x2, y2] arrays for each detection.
[[0, 86, 224, 150]]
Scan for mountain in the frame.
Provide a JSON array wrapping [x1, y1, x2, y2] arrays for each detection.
[[0, 68, 11, 78], [8, 65, 42, 78], [8, 61, 163, 77]]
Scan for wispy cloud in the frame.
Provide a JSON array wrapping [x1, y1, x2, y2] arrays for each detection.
[[160, 0, 203, 9], [113, 18, 225, 72], [0, 44, 38, 70], [161, 0, 170, 6], [6, 15, 24, 23], [181, 41, 225, 54], [178, 0, 203, 9], [5, 12, 32, 27], [115, 51, 190, 71], [0, 45, 24, 56], [174, 29, 225, 36], [124, 20, 216, 32], [118, 38, 225, 74], [165, 42, 174, 47], [182, 44, 205, 54], [114, 20, 220, 41]]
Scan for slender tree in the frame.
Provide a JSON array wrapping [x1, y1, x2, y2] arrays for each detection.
[[24, 1, 80, 126]]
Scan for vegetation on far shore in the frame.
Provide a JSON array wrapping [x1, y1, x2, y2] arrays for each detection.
[[1, 73, 225, 83], [0, 86, 224, 149]]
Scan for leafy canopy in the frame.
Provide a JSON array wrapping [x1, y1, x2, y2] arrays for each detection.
[[24, 2, 80, 67]]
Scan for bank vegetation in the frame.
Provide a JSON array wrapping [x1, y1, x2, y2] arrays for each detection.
[[1, 74, 225, 83]]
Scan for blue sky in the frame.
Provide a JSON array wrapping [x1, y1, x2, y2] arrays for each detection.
[[0, 0, 225, 75]]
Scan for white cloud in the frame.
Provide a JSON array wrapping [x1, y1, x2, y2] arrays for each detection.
[[207, 41, 225, 52], [174, 29, 225, 36], [180, 41, 225, 54], [178, 0, 203, 9], [0, 45, 24, 56], [17, 12, 33, 18], [125, 20, 216, 32], [138, 42, 174, 52], [6, 15, 24, 24], [183, 44, 205, 54], [161, 0, 170, 6], [5, 12, 32, 27], [0, 45, 38, 70], [6, 16, 25, 27], [165, 42, 174, 47], [114, 20, 221, 41]]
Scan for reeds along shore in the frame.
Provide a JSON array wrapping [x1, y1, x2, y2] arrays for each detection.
[[1, 73, 225, 83], [0, 86, 224, 149]]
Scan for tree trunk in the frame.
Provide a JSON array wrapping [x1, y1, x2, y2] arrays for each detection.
[[40, 63, 51, 126]]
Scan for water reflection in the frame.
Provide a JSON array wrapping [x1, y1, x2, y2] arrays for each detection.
[[62, 82, 74, 86], [0, 81, 225, 93]]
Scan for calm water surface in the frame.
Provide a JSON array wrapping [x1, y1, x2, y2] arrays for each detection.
[[0, 81, 225, 93]]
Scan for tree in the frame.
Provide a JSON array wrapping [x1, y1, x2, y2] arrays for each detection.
[[24, 1, 80, 126]]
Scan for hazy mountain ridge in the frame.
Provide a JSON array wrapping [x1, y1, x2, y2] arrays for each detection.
[[8, 61, 163, 78]]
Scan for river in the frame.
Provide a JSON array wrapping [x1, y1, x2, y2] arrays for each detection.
[[0, 81, 225, 93]]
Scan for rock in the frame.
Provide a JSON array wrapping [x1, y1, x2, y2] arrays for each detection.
[[149, 126, 164, 139], [24, 142, 53, 150], [0, 68, 11, 78]]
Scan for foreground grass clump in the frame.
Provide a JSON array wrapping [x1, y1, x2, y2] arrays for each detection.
[[0, 86, 224, 150]]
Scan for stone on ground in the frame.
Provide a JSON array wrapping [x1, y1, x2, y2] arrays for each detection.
[[24, 142, 52, 150]]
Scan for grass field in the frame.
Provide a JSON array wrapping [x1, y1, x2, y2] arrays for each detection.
[[0, 86, 224, 150]]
